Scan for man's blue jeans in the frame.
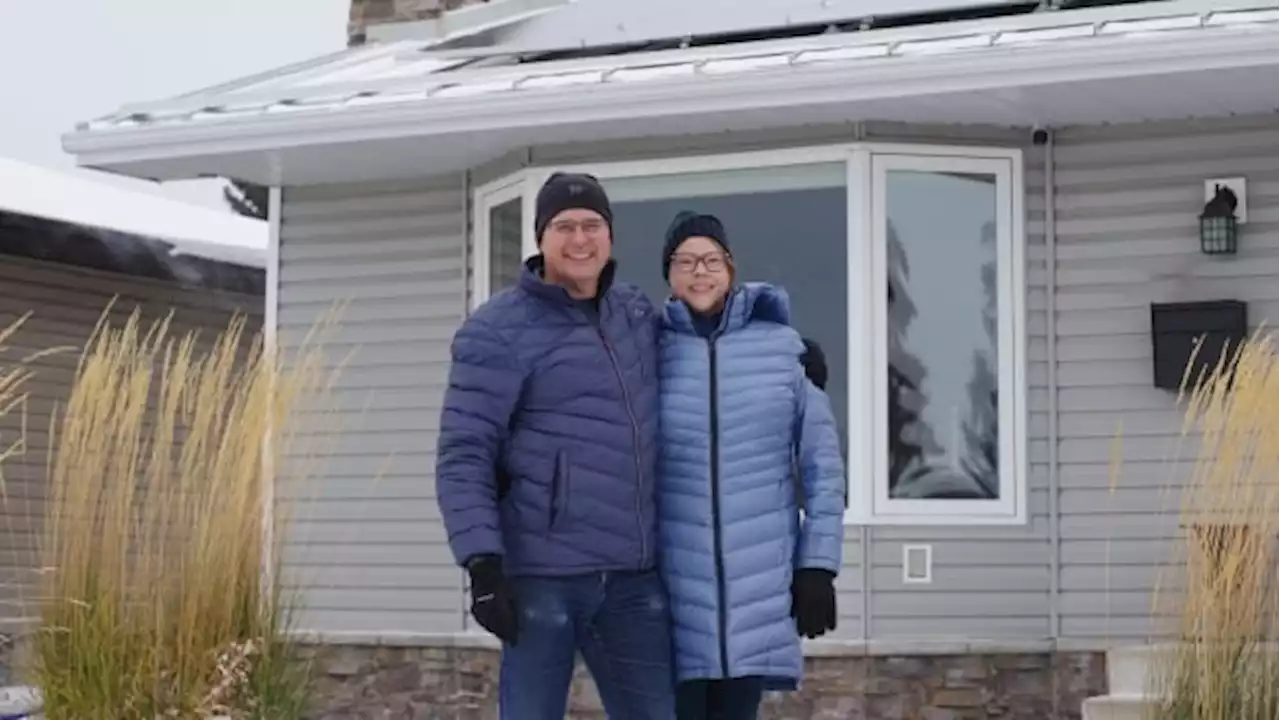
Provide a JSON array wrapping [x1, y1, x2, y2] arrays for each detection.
[[499, 569, 676, 720]]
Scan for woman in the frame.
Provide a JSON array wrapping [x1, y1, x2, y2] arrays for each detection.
[[656, 211, 847, 720]]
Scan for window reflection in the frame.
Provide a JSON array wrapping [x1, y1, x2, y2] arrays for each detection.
[[489, 198, 523, 293], [885, 170, 999, 500], [604, 167, 850, 477]]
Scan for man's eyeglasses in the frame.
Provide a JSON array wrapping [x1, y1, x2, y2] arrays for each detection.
[[669, 252, 730, 274], [549, 218, 607, 237]]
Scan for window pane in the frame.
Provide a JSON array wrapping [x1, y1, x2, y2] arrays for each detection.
[[489, 197, 523, 292], [885, 170, 999, 500], [606, 164, 846, 202], [604, 164, 849, 473]]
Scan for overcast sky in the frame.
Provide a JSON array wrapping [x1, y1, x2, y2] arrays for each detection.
[[0, 0, 350, 212]]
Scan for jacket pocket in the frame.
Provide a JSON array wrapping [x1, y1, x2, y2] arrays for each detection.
[[549, 449, 573, 531]]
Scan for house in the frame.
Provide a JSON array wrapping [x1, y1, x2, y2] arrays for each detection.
[[0, 158, 266, 659], [62, 0, 1278, 716]]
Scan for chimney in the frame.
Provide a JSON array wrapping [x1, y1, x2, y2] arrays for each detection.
[[348, 0, 492, 46]]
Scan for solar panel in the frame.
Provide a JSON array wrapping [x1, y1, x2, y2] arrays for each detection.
[[1055, 0, 1161, 7], [491, 0, 1034, 54]]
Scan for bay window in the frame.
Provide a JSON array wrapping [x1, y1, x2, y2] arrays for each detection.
[[471, 143, 1025, 525]]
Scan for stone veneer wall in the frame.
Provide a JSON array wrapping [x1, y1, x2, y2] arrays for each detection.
[[348, 0, 490, 44], [302, 644, 1107, 720]]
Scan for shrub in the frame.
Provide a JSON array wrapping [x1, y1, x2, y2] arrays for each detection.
[[0, 306, 342, 719], [1147, 332, 1278, 720]]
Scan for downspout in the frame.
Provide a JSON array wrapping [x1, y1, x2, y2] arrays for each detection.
[[1041, 129, 1061, 643], [852, 119, 871, 645], [462, 169, 473, 314], [261, 187, 282, 609], [460, 169, 473, 631]]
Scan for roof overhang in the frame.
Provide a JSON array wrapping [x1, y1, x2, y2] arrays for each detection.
[[64, 3, 1279, 186], [0, 158, 267, 268]]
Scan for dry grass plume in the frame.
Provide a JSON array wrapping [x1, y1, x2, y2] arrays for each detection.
[[0, 304, 343, 719], [1145, 330, 1278, 720]]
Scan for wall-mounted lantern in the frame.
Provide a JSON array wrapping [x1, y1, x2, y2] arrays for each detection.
[[1200, 182, 1241, 256]]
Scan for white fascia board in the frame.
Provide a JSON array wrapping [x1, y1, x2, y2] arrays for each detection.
[[63, 26, 1277, 171]]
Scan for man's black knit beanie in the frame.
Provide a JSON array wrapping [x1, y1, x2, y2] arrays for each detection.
[[534, 172, 613, 245]]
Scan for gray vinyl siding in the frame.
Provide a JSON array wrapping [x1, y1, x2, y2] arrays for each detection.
[[274, 113, 1277, 648], [0, 255, 260, 627], [1052, 115, 1279, 645], [275, 177, 468, 634]]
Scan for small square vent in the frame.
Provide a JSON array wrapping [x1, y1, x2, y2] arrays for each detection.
[[903, 544, 933, 584]]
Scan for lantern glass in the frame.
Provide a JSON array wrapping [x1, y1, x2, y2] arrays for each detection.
[[1199, 214, 1238, 255]]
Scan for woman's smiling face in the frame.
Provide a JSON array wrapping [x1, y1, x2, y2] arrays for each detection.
[[668, 235, 733, 314]]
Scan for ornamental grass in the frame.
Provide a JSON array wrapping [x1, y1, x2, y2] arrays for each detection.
[[0, 304, 344, 719]]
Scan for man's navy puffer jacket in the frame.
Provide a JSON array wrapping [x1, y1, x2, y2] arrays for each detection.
[[435, 257, 661, 577]]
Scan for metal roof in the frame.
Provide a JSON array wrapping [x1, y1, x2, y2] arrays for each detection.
[[74, 0, 1277, 138]]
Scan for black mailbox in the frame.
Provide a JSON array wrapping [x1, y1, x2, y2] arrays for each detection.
[[1150, 300, 1248, 391]]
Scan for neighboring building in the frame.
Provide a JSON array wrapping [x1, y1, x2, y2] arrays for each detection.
[[0, 158, 265, 642], [63, 0, 1278, 716]]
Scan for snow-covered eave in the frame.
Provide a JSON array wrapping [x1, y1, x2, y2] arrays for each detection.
[[63, 17, 1277, 181], [0, 158, 267, 269]]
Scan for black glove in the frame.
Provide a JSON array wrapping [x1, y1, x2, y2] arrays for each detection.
[[791, 568, 837, 639], [467, 554, 519, 645], [800, 338, 828, 391]]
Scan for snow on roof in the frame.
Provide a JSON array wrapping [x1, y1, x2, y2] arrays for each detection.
[[69, 0, 1277, 138], [0, 156, 266, 269]]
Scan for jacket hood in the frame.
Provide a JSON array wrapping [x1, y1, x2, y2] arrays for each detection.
[[663, 282, 792, 335]]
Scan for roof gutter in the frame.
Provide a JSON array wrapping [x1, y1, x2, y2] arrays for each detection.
[[64, 26, 1277, 171]]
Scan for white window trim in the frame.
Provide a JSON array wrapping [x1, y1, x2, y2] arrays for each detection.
[[868, 152, 1025, 526], [470, 174, 531, 310], [471, 142, 1027, 526]]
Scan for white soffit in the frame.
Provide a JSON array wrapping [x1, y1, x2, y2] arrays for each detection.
[[70, 0, 1277, 140]]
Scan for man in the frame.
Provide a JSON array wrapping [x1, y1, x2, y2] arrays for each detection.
[[793, 336, 831, 517], [436, 172, 674, 719]]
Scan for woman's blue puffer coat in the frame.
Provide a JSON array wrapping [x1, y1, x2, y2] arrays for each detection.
[[657, 282, 846, 687]]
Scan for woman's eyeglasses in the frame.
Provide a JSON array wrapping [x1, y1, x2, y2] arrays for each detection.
[[670, 252, 730, 274]]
